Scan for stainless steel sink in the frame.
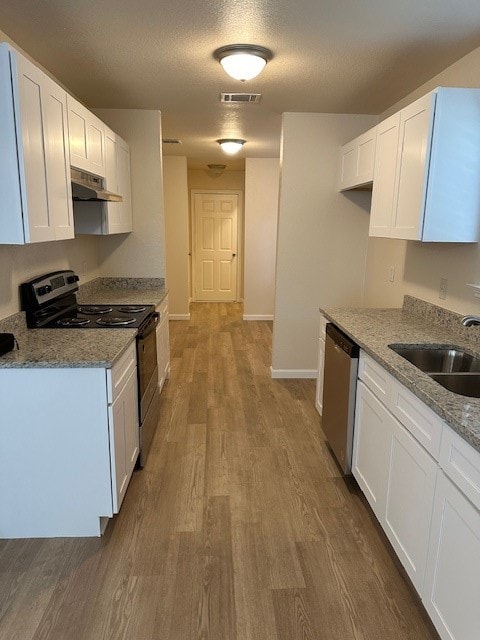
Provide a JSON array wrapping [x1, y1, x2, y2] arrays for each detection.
[[388, 344, 480, 397], [389, 345, 480, 373], [430, 373, 480, 398]]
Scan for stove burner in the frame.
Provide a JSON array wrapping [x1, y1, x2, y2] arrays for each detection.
[[36, 306, 62, 317], [96, 316, 136, 327], [119, 305, 147, 313], [57, 317, 91, 327], [77, 305, 113, 315]]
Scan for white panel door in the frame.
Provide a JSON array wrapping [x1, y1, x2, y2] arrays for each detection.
[[193, 192, 238, 301]]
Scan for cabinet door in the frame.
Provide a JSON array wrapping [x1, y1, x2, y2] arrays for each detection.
[[423, 471, 480, 640], [88, 117, 105, 177], [13, 53, 54, 243], [369, 113, 400, 237], [391, 92, 435, 240], [67, 96, 90, 172], [104, 137, 132, 234], [104, 129, 118, 193], [338, 140, 356, 190], [108, 367, 139, 512], [338, 128, 376, 191], [67, 96, 105, 177], [42, 76, 74, 240], [315, 337, 325, 415], [352, 381, 391, 519], [156, 298, 170, 391], [356, 128, 376, 186], [384, 416, 437, 594]]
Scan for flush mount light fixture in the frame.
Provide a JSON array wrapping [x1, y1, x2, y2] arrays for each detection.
[[214, 44, 272, 81], [217, 139, 246, 155], [207, 163, 227, 175]]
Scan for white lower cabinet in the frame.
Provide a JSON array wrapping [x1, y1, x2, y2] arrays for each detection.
[[315, 314, 327, 415], [0, 341, 138, 538], [354, 350, 480, 639], [156, 295, 170, 391], [423, 471, 480, 640]]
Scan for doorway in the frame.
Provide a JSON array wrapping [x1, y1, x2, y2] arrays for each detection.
[[191, 190, 242, 302]]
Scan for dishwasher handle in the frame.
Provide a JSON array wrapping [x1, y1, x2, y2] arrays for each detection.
[[325, 323, 359, 358]]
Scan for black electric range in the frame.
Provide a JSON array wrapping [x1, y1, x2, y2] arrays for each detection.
[[20, 270, 155, 330]]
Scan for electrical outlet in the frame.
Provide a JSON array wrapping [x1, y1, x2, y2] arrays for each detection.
[[82, 261, 87, 277], [389, 266, 395, 283], [439, 277, 448, 300]]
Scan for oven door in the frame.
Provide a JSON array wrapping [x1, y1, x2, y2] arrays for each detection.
[[137, 313, 159, 423]]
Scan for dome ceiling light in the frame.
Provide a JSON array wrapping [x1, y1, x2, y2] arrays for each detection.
[[214, 44, 272, 82], [217, 139, 246, 155]]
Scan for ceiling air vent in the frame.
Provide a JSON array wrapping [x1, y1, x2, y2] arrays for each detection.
[[220, 93, 262, 104], [162, 138, 182, 144]]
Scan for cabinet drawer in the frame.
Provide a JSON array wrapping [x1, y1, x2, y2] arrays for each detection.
[[107, 341, 137, 403], [358, 351, 393, 404], [390, 383, 443, 460], [156, 295, 169, 322], [440, 424, 480, 511]]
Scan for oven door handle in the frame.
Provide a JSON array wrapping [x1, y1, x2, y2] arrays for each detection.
[[137, 312, 159, 339]]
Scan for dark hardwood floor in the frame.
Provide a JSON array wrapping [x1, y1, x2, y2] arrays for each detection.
[[0, 302, 439, 639]]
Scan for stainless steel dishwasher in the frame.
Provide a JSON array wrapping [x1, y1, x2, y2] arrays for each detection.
[[321, 323, 359, 474]]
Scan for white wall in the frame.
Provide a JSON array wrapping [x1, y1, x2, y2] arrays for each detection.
[[163, 156, 190, 318], [0, 29, 102, 320], [243, 158, 279, 320], [272, 112, 378, 376], [188, 170, 245, 191], [94, 109, 166, 278], [364, 44, 480, 314]]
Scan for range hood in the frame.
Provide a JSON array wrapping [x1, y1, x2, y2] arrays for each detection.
[[71, 168, 123, 202]]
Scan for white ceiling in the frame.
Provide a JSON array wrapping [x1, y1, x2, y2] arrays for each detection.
[[1, 0, 480, 170]]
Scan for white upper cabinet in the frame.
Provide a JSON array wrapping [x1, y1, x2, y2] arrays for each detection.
[[338, 126, 376, 191], [370, 88, 480, 242], [74, 128, 133, 235], [0, 43, 74, 244], [67, 94, 106, 177], [105, 135, 133, 234]]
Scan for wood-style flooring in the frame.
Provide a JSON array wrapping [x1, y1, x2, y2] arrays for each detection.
[[0, 302, 439, 640]]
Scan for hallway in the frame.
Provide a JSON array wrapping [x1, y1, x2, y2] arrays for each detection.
[[0, 303, 438, 640]]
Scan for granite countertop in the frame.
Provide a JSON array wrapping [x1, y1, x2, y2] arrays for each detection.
[[322, 296, 480, 453], [0, 277, 166, 369], [77, 277, 167, 306]]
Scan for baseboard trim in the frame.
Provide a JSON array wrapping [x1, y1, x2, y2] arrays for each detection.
[[270, 367, 317, 379], [169, 314, 190, 320], [243, 314, 274, 321]]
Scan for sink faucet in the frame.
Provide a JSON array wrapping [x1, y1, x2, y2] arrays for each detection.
[[461, 315, 480, 327]]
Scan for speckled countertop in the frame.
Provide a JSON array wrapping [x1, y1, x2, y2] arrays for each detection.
[[77, 277, 167, 307], [322, 296, 480, 453], [0, 277, 166, 369]]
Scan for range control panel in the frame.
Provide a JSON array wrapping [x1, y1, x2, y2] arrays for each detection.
[[21, 270, 80, 309]]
